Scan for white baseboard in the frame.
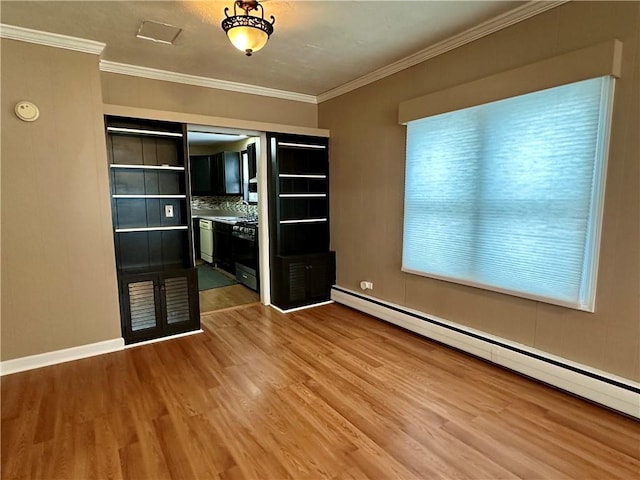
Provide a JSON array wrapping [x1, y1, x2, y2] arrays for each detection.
[[0, 338, 125, 376], [0, 328, 206, 375], [124, 329, 204, 348], [271, 300, 334, 314], [332, 286, 640, 418]]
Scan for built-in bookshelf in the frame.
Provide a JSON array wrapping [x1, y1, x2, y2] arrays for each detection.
[[267, 133, 335, 310], [105, 116, 199, 344]]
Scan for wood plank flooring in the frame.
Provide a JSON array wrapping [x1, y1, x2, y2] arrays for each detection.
[[2, 303, 639, 479], [199, 284, 260, 313]]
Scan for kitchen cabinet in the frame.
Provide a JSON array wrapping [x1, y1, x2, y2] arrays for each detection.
[[271, 252, 336, 310], [190, 151, 241, 196], [247, 143, 257, 180], [106, 116, 199, 344], [192, 218, 201, 262], [215, 151, 242, 195], [119, 269, 199, 344], [267, 133, 335, 310], [243, 143, 258, 204], [190, 155, 213, 196]]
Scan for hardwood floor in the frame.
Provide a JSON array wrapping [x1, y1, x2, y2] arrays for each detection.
[[2, 303, 639, 479], [196, 260, 260, 314], [199, 284, 260, 313]]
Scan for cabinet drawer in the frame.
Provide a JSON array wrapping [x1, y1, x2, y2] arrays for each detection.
[[235, 263, 258, 291]]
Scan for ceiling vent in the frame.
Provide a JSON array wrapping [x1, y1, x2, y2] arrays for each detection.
[[136, 20, 182, 45]]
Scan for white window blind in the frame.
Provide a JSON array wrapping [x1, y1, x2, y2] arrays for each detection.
[[402, 76, 614, 311]]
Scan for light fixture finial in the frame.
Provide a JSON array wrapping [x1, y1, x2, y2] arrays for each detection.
[[221, 0, 275, 56]]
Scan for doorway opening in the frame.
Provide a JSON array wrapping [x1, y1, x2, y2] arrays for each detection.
[[187, 126, 264, 314]]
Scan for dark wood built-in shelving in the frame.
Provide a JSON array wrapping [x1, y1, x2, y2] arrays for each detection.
[[105, 116, 200, 344], [268, 133, 335, 310]]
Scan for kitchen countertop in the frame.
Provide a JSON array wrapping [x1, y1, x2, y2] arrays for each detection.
[[192, 209, 258, 225], [193, 214, 240, 225]]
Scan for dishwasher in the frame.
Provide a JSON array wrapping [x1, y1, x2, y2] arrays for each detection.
[[199, 219, 214, 263]]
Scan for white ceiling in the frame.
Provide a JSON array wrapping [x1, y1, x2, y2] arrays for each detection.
[[1, 1, 528, 97]]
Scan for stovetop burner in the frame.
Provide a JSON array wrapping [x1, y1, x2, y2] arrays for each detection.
[[235, 219, 258, 228], [233, 220, 257, 241]]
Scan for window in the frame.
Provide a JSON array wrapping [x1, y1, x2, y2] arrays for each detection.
[[402, 76, 614, 311]]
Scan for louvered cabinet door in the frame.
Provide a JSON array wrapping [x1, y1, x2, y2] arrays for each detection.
[[119, 274, 163, 342], [119, 269, 199, 344], [272, 252, 336, 310], [286, 261, 308, 304], [160, 269, 199, 335], [164, 276, 190, 325], [128, 280, 160, 331]]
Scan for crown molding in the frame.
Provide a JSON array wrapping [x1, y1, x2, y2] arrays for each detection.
[[0, 23, 105, 55], [2, 1, 566, 105], [100, 61, 318, 104], [316, 0, 569, 103]]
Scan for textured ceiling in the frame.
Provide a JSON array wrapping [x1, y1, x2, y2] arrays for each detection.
[[1, 1, 524, 96]]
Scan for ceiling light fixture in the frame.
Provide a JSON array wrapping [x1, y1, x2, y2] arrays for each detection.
[[221, 0, 275, 56]]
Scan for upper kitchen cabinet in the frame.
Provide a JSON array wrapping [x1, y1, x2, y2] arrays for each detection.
[[190, 155, 213, 196], [243, 143, 258, 204], [190, 151, 241, 196]]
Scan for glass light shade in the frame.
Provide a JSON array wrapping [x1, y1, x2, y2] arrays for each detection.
[[227, 26, 268, 54]]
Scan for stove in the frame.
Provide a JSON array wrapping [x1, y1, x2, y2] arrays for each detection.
[[232, 220, 257, 241], [232, 220, 259, 291]]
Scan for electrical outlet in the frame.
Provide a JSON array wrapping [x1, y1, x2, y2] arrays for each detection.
[[164, 205, 174, 218], [359, 281, 374, 291]]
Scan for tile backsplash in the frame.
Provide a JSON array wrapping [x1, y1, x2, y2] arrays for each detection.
[[192, 196, 258, 217]]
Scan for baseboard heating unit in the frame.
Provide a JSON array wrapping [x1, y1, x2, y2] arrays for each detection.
[[331, 286, 640, 419]]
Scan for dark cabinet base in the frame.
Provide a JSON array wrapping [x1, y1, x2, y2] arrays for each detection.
[[271, 252, 336, 310], [119, 268, 200, 344]]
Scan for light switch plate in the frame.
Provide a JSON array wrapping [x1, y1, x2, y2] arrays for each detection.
[[164, 205, 174, 217]]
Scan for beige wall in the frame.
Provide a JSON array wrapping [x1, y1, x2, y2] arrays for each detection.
[[319, 1, 640, 382], [101, 72, 318, 129], [1, 39, 320, 362], [1, 39, 122, 360]]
